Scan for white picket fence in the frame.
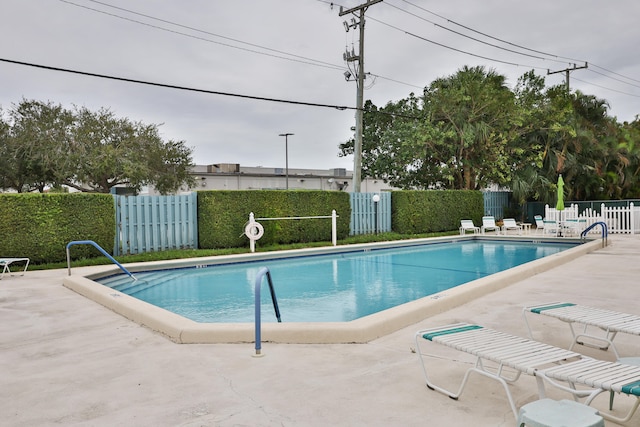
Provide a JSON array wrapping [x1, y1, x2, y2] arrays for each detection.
[[545, 203, 640, 234]]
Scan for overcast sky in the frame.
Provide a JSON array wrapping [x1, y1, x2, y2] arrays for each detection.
[[1, 0, 639, 171]]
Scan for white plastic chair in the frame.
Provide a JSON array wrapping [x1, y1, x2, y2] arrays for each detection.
[[480, 216, 500, 234], [459, 219, 480, 235], [501, 218, 522, 235]]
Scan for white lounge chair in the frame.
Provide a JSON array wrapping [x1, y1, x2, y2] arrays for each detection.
[[480, 216, 500, 234], [0, 257, 30, 279], [563, 218, 587, 236], [415, 323, 640, 423], [523, 302, 640, 359], [542, 219, 560, 236], [501, 218, 522, 235], [524, 302, 640, 414], [534, 215, 545, 234], [459, 219, 480, 235]]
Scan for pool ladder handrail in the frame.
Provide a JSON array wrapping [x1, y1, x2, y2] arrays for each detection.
[[66, 240, 136, 280], [580, 221, 608, 247], [254, 266, 281, 356]]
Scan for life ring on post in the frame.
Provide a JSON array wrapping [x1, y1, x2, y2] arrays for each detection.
[[245, 221, 264, 241]]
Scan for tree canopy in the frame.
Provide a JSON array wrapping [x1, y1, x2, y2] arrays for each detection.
[[0, 100, 195, 194], [339, 66, 640, 204]]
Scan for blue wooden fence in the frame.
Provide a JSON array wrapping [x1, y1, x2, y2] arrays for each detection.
[[483, 191, 510, 219], [350, 192, 392, 235], [114, 194, 198, 256], [113, 191, 508, 253]]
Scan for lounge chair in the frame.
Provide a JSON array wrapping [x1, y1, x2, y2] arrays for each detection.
[[523, 302, 640, 359], [542, 219, 560, 236], [459, 219, 480, 235], [415, 323, 640, 423], [524, 302, 640, 414], [534, 215, 545, 234], [0, 257, 30, 279], [480, 216, 500, 234], [564, 218, 587, 236], [501, 218, 522, 235]]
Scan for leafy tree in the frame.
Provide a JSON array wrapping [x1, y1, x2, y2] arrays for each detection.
[[0, 100, 195, 194], [338, 66, 640, 205], [0, 100, 74, 192], [340, 66, 517, 191], [338, 95, 445, 189], [423, 65, 516, 190]]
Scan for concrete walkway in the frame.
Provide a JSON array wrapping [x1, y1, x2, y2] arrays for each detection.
[[2, 236, 639, 426]]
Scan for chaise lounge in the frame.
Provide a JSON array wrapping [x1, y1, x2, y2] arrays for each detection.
[[0, 257, 30, 279], [459, 219, 480, 235], [480, 216, 500, 235], [415, 323, 640, 423], [501, 218, 522, 235]]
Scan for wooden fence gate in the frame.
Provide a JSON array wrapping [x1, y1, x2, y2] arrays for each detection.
[[114, 194, 198, 255]]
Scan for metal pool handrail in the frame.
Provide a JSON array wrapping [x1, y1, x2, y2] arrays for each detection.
[[580, 222, 608, 247], [66, 240, 136, 280], [254, 266, 281, 356]]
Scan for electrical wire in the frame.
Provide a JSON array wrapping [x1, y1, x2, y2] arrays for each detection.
[[59, 0, 422, 91], [0, 57, 425, 119], [58, 0, 344, 71], [0, 58, 349, 111], [383, 0, 640, 96], [571, 77, 640, 98]]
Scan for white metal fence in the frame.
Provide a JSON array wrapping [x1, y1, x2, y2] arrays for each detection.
[[545, 203, 640, 234]]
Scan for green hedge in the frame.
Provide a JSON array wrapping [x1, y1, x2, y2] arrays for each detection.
[[391, 190, 484, 234], [198, 190, 351, 249], [0, 193, 115, 263]]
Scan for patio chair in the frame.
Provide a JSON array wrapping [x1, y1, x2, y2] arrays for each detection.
[[415, 323, 640, 423], [534, 215, 545, 234], [522, 302, 640, 360], [524, 302, 640, 414], [564, 218, 587, 236], [501, 218, 522, 235], [459, 219, 480, 235], [542, 219, 560, 236], [0, 257, 30, 279], [480, 216, 500, 234]]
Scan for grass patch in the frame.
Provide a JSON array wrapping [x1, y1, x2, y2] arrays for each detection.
[[32, 230, 459, 271]]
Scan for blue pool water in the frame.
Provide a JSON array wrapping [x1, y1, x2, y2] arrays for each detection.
[[98, 240, 576, 323]]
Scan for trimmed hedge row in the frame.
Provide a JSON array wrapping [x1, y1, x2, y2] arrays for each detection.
[[0, 190, 484, 263], [0, 193, 115, 263], [198, 190, 351, 249], [391, 190, 484, 234]]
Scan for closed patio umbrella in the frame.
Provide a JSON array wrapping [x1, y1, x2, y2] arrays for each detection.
[[556, 174, 565, 212], [556, 174, 565, 236]]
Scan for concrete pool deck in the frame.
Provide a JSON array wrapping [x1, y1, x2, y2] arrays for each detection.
[[2, 235, 639, 426]]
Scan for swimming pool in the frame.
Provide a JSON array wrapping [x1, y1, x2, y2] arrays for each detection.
[[98, 240, 576, 323], [63, 235, 601, 344]]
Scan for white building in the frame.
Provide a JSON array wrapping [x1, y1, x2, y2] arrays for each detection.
[[184, 163, 396, 193]]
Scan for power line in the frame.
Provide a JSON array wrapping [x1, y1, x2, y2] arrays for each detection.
[[588, 66, 640, 88], [0, 58, 350, 111], [572, 76, 640, 98], [383, 1, 568, 65], [393, 0, 585, 64], [0, 57, 425, 119], [59, 0, 422, 90], [383, 0, 640, 95], [368, 16, 547, 72], [59, 0, 344, 71], [591, 64, 640, 85]]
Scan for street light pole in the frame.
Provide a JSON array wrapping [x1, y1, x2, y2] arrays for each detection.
[[279, 133, 293, 190]]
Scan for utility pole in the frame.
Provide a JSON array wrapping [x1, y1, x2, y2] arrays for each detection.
[[339, 0, 383, 193], [547, 62, 588, 92]]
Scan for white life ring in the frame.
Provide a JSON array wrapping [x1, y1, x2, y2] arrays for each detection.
[[245, 221, 264, 241]]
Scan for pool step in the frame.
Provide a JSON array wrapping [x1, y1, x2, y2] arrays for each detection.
[[110, 270, 187, 294]]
